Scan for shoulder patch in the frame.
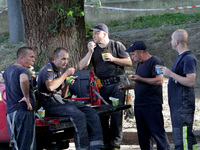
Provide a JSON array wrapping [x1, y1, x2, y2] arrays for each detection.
[[47, 68, 52, 72]]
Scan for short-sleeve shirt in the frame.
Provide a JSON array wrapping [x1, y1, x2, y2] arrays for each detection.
[[37, 62, 63, 102], [3, 65, 35, 114], [134, 56, 163, 106], [168, 51, 197, 85], [91, 40, 129, 79]]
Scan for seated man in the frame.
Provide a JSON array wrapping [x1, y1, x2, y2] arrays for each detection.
[[37, 47, 104, 150]]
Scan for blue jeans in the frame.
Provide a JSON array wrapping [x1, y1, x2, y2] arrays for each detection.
[[99, 81, 125, 149], [42, 97, 104, 150], [7, 110, 35, 150], [168, 83, 197, 150]]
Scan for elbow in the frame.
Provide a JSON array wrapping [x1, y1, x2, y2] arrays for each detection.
[[157, 81, 163, 86], [127, 59, 133, 67], [79, 65, 87, 70], [47, 86, 54, 92], [185, 78, 196, 87], [78, 62, 88, 70], [127, 62, 132, 67], [156, 79, 163, 86], [188, 82, 195, 87]]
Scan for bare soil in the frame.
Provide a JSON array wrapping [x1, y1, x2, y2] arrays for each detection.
[[1, 22, 200, 141], [108, 23, 200, 132]]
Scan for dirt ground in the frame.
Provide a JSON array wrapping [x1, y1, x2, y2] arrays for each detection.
[[0, 22, 200, 148], [108, 23, 200, 134], [1, 22, 200, 130]]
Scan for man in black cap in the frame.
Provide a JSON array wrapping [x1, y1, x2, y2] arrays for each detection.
[[119, 41, 171, 150], [79, 23, 132, 150]]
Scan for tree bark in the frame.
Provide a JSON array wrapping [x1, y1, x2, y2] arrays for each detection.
[[7, 0, 25, 42], [21, 0, 86, 70]]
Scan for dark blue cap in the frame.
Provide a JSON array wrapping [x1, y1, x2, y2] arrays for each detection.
[[89, 23, 109, 33], [125, 41, 146, 52]]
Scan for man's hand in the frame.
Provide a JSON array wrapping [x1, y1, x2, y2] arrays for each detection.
[[87, 41, 96, 53], [18, 97, 33, 110], [130, 74, 141, 82], [65, 68, 75, 77], [162, 67, 172, 77], [118, 84, 127, 92], [103, 53, 115, 62]]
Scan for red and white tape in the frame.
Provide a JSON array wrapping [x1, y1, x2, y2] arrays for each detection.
[[0, 8, 8, 14], [1, 4, 200, 14], [84, 4, 200, 11]]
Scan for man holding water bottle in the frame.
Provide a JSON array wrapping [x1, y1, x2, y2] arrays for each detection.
[[119, 41, 171, 150], [162, 29, 198, 150]]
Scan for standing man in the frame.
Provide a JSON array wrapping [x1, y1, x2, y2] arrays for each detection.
[[79, 23, 132, 150], [162, 29, 198, 150], [37, 47, 104, 150], [3, 47, 36, 150], [119, 41, 171, 150]]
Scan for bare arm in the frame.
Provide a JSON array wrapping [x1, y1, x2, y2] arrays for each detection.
[[19, 73, 32, 110], [110, 56, 132, 67], [79, 41, 96, 70], [45, 68, 75, 92], [163, 67, 196, 87], [61, 84, 70, 98], [130, 74, 163, 86], [79, 51, 93, 70]]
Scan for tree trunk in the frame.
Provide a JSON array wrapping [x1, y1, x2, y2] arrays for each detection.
[[21, 0, 86, 70], [7, 0, 25, 42]]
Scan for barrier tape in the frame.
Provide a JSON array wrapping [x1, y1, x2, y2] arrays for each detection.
[[85, 4, 200, 11], [0, 8, 8, 14], [1, 4, 200, 14]]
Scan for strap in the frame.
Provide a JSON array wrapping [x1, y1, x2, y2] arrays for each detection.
[[7, 111, 18, 150], [174, 51, 192, 74], [113, 41, 125, 75]]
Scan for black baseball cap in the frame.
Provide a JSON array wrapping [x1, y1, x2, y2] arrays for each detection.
[[89, 23, 109, 33], [125, 41, 146, 52]]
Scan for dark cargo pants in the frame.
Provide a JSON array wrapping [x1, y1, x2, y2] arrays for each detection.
[[42, 98, 104, 150], [168, 83, 198, 150], [7, 110, 35, 150], [134, 104, 171, 150], [99, 81, 125, 149]]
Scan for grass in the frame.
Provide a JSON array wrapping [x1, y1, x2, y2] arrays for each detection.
[[0, 32, 9, 43], [107, 12, 200, 32]]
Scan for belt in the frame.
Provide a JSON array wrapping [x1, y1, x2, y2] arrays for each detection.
[[101, 76, 120, 86]]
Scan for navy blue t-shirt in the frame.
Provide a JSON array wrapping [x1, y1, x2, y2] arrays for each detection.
[[169, 51, 197, 85], [3, 65, 35, 114], [37, 62, 63, 102], [91, 40, 129, 79], [134, 56, 163, 106]]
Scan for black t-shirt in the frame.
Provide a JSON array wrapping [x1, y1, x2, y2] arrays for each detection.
[[3, 65, 35, 114], [91, 40, 129, 79], [134, 56, 163, 106], [37, 62, 63, 102]]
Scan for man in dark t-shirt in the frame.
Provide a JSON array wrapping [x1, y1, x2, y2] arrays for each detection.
[[3, 47, 36, 150], [119, 41, 171, 150], [79, 23, 132, 150]]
